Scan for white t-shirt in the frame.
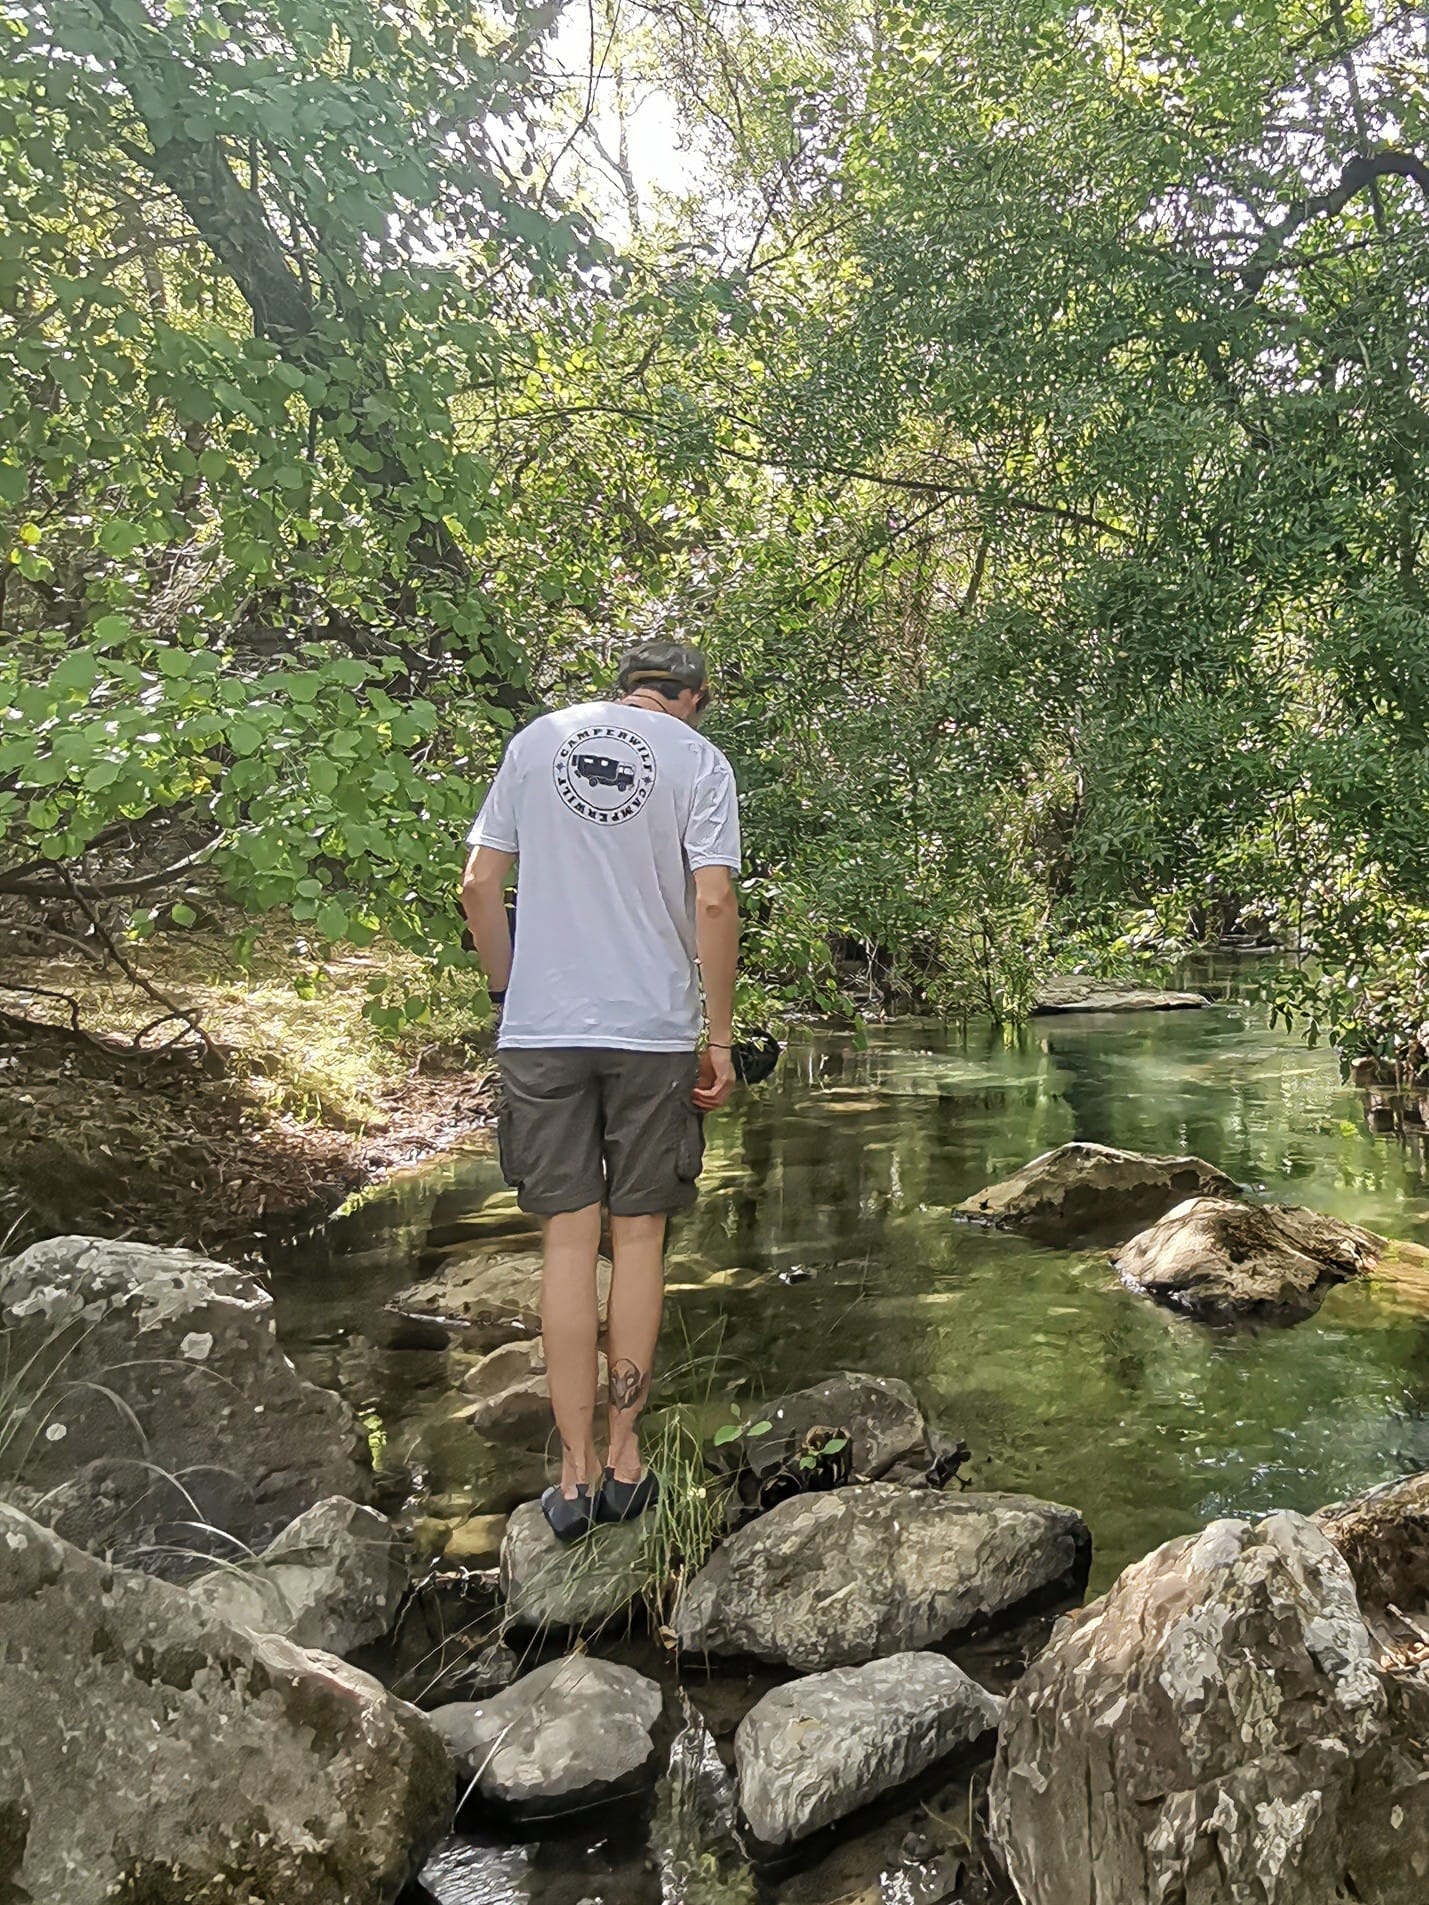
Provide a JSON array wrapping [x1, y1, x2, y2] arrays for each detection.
[[467, 701, 741, 1051]]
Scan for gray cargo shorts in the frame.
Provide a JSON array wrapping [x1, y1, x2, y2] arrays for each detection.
[[495, 1048, 704, 1217]]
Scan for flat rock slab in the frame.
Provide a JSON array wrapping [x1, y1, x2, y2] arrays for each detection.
[[736, 1652, 1002, 1847], [956, 1141, 1238, 1247], [0, 1500, 449, 1905], [675, 1483, 1089, 1671], [187, 1496, 405, 1655], [0, 1235, 371, 1565], [501, 1497, 647, 1630], [391, 1251, 611, 1349], [990, 1510, 1429, 1905], [1316, 1469, 1429, 1624], [1115, 1196, 1385, 1322], [430, 1655, 662, 1815], [1033, 979, 1211, 1014]]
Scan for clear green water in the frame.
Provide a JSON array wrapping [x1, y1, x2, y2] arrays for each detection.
[[278, 973, 1429, 1594]]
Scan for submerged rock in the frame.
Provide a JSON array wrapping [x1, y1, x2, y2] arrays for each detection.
[[0, 1234, 370, 1566], [955, 1141, 1238, 1246], [736, 1652, 1002, 1848], [675, 1484, 1088, 1671], [0, 1500, 449, 1905], [1032, 978, 1211, 1013], [430, 1655, 663, 1815], [442, 1512, 508, 1568], [456, 1337, 607, 1439], [501, 1496, 647, 1630], [731, 1372, 929, 1483], [187, 1496, 406, 1655], [1114, 1196, 1384, 1321], [391, 1249, 611, 1348], [990, 1510, 1429, 1905]]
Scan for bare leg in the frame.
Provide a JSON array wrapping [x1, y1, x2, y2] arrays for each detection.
[[605, 1211, 667, 1483], [540, 1204, 603, 1497]]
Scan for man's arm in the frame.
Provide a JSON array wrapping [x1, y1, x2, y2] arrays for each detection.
[[693, 863, 739, 1110], [460, 845, 516, 1000]]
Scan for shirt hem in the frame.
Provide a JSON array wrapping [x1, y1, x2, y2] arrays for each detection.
[[497, 1033, 700, 1052]]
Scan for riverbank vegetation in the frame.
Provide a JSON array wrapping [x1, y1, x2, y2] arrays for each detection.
[[4, 0, 1429, 1185]]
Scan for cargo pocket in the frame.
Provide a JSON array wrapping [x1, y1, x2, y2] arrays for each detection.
[[676, 1106, 706, 1184], [496, 1099, 525, 1190]]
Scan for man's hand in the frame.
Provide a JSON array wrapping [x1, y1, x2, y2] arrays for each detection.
[[693, 1045, 736, 1111]]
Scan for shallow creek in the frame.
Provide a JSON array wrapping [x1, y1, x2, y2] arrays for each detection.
[[271, 968, 1429, 1903]]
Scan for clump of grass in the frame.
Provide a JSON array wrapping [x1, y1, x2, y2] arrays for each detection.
[[640, 1402, 735, 1631]]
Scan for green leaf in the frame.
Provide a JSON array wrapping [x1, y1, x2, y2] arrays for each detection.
[[712, 1424, 741, 1446]]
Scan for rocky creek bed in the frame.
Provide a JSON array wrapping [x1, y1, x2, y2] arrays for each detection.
[[8, 999, 1429, 1902]]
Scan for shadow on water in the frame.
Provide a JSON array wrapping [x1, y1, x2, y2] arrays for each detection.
[[273, 973, 1429, 1904]]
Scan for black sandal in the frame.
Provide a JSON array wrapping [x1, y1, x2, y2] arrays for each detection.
[[595, 1467, 660, 1524], [541, 1483, 595, 1542]]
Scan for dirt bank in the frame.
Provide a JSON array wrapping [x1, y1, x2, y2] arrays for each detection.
[[0, 933, 495, 1257]]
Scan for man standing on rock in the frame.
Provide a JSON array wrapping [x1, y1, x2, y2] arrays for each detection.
[[460, 640, 741, 1540]]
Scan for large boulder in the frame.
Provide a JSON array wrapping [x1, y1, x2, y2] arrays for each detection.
[[675, 1483, 1088, 1671], [1033, 978, 1211, 1013], [990, 1511, 1429, 1905], [187, 1496, 406, 1655], [390, 1249, 611, 1349], [736, 1652, 1002, 1847], [955, 1142, 1238, 1246], [500, 1497, 647, 1630], [0, 1500, 450, 1904], [429, 1655, 663, 1817], [0, 1235, 370, 1565], [1115, 1197, 1385, 1322]]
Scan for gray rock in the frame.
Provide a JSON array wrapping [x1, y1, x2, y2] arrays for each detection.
[[736, 1652, 1002, 1846], [675, 1483, 1088, 1671], [1115, 1196, 1385, 1321], [1033, 978, 1211, 1013], [989, 1510, 1429, 1905], [456, 1338, 607, 1440], [501, 1497, 647, 1630], [187, 1496, 406, 1654], [391, 1250, 611, 1348], [430, 1655, 662, 1814], [956, 1141, 1238, 1246], [0, 1500, 449, 1904], [735, 1372, 928, 1482], [0, 1235, 370, 1566]]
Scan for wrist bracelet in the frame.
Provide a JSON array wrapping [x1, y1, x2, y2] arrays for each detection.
[[706, 1041, 733, 1049], [490, 988, 507, 1007]]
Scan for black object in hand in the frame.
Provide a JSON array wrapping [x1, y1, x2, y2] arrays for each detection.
[[732, 1031, 781, 1085]]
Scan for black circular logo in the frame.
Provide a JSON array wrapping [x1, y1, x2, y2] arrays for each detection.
[[553, 725, 657, 825]]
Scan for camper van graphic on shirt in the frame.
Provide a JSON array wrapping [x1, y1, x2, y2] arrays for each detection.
[[573, 753, 636, 792], [553, 724, 657, 824]]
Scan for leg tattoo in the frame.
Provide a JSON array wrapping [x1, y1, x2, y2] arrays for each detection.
[[608, 1358, 648, 1414]]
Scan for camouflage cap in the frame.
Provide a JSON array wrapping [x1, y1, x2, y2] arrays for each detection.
[[616, 639, 708, 694]]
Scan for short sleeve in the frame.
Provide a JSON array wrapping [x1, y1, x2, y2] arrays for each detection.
[[466, 745, 520, 853], [684, 757, 741, 873]]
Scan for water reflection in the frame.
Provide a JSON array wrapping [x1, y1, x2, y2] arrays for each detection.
[[276, 993, 1429, 1592]]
